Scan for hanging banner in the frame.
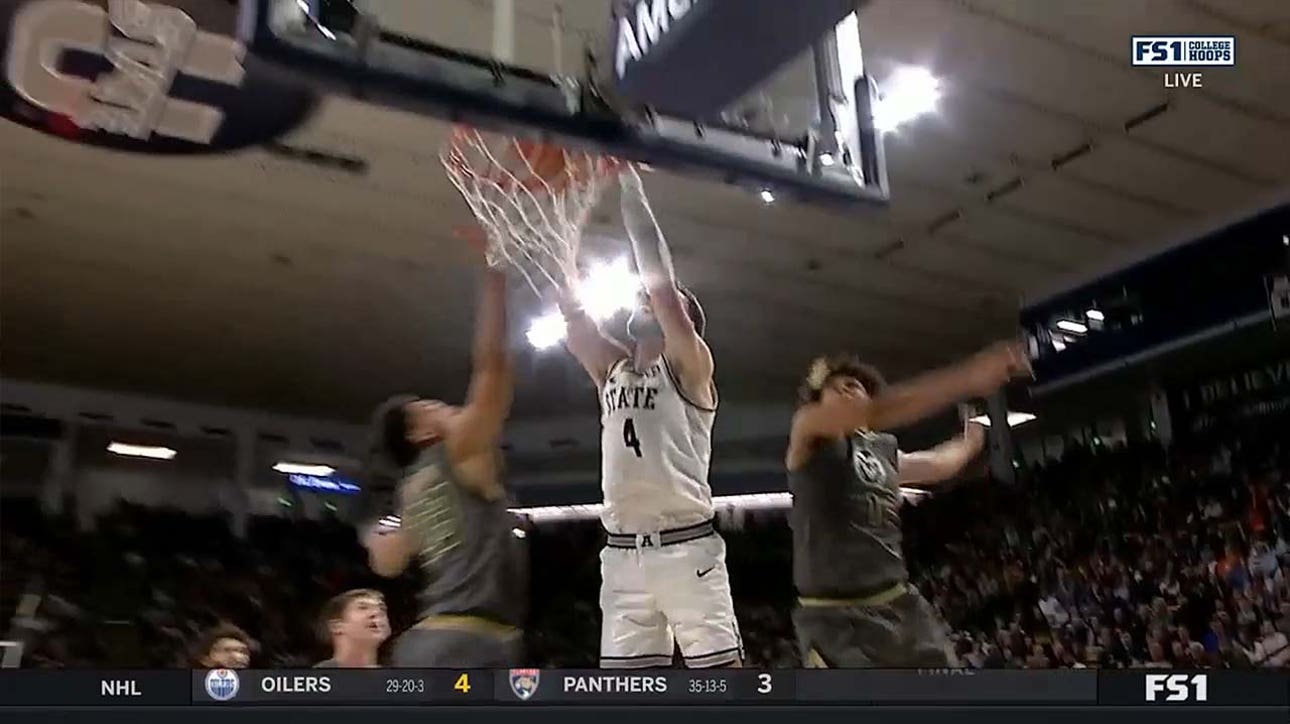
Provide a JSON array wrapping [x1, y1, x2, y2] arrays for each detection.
[[2, 0, 318, 153]]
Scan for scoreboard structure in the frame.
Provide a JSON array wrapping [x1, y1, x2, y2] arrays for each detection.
[[1, 669, 1289, 722]]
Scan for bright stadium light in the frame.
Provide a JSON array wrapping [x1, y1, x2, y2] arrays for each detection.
[[577, 256, 640, 321], [1085, 309, 1105, 322], [967, 412, 1038, 428], [529, 257, 640, 349], [273, 461, 335, 476], [818, 153, 835, 167], [1055, 319, 1088, 334], [1052, 338, 1067, 352], [759, 189, 776, 204], [526, 310, 567, 349], [874, 66, 941, 133], [107, 442, 177, 460]]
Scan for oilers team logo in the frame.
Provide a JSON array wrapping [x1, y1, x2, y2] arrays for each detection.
[[509, 668, 541, 700], [204, 668, 240, 702]]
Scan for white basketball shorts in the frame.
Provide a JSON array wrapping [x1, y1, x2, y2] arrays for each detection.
[[599, 533, 743, 668]]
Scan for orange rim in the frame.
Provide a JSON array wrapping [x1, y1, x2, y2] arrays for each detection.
[[445, 124, 614, 194]]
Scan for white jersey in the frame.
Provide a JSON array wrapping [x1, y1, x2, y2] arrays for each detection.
[[599, 356, 716, 534]]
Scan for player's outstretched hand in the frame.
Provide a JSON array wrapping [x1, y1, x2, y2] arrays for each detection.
[[958, 404, 988, 442], [966, 340, 1033, 397]]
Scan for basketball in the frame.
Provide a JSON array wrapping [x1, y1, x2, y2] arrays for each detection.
[[512, 139, 570, 189]]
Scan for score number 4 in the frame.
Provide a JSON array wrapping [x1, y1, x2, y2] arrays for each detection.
[[455, 673, 471, 693]]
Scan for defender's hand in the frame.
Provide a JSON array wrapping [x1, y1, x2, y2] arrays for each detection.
[[966, 341, 1032, 397], [957, 404, 985, 441]]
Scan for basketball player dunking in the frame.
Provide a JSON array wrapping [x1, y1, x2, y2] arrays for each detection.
[[787, 345, 1031, 667], [558, 165, 742, 669], [364, 257, 528, 667]]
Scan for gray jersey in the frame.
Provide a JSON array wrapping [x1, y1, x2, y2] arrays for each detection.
[[400, 443, 528, 627], [789, 430, 906, 598]]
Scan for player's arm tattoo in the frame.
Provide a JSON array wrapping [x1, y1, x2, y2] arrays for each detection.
[[619, 166, 711, 390], [619, 165, 676, 289]]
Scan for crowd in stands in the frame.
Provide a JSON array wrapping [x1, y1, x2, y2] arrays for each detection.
[[1, 422, 1286, 669]]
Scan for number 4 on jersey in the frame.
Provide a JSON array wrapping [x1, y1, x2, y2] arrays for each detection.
[[623, 418, 642, 457]]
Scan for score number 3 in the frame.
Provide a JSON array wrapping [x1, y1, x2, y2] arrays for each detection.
[[757, 673, 772, 694]]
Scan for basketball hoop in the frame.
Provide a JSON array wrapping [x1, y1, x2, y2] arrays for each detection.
[[441, 126, 618, 297]]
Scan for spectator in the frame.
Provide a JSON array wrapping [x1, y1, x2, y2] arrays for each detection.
[[192, 623, 255, 669]]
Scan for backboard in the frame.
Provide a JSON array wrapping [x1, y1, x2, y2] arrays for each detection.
[[237, 0, 889, 208]]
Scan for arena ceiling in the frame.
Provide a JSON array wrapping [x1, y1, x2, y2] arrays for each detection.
[[2, 0, 1289, 422]]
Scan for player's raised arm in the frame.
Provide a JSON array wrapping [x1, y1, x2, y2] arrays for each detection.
[[451, 267, 513, 454], [364, 521, 414, 578], [556, 283, 628, 386], [619, 165, 713, 385], [795, 341, 1031, 440], [897, 413, 988, 487]]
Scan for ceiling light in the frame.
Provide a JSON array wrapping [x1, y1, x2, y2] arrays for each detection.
[[874, 66, 941, 133], [1055, 319, 1088, 334], [107, 442, 177, 460], [1052, 338, 1067, 352], [273, 461, 335, 476], [968, 412, 1038, 428], [818, 153, 835, 167], [511, 527, 527, 539], [1085, 309, 1105, 321], [576, 256, 639, 322], [526, 311, 567, 349], [759, 189, 775, 204]]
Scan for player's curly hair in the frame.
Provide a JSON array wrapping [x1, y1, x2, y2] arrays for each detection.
[[797, 353, 886, 405]]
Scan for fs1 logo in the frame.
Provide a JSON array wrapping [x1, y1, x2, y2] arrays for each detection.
[[1, 0, 317, 153], [1145, 674, 1208, 703], [1132, 36, 1236, 66]]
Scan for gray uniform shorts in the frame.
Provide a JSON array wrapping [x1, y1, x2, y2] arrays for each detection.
[[793, 585, 957, 668], [390, 624, 522, 668]]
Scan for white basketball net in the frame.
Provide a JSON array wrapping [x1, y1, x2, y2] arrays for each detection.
[[441, 127, 615, 297]]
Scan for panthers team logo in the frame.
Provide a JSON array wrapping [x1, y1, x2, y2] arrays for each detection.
[[852, 447, 886, 484], [509, 669, 541, 700]]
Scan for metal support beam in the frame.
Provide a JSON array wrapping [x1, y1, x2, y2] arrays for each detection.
[[237, 0, 888, 208], [810, 12, 887, 196]]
